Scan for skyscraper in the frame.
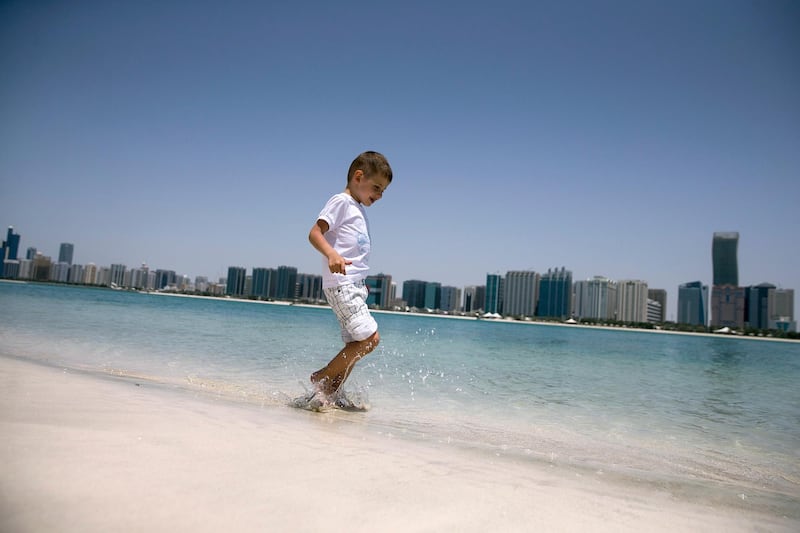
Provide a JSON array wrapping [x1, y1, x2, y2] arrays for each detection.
[[503, 270, 538, 318], [711, 231, 744, 328], [677, 281, 708, 326], [402, 280, 427, 309], [275, 265, 298, 300], [616, 280, 648, 323], [484, 274, 503, 315], [226, 266, 247, 297], [366, 273, 393, 308], [252, 267, 276, 299], [537, 268, 572, 319], [712, 232, 739, 286], [1, 227, 21, 278], [59, 243, 74, 265], [574, 276, 617, 320]]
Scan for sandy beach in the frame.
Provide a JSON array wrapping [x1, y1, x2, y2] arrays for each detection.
[[1, 355, 795, 533]]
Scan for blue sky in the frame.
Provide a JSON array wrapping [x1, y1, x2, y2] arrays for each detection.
[[2, 0, 798, 320]]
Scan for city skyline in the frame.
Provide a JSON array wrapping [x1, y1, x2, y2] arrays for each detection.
[[2, 2, 798, 321], [2, 224, 796, 325]]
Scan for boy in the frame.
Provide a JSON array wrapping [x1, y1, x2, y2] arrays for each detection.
[[308, 151, 393, 405]]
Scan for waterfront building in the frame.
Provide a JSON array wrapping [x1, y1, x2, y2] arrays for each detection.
[[616, 280, 649, 323], [59, 243, 74, 265], [32, 253, 52, 281], [96, 266, 111, 287], [771, 288, 796, 332], [366, 273, 393, 308], [424, 282, 442, 310], [712, 232, 739, 286], [647, 289, 667, 322], [646, 299, 662, 324], [226, 266, 247, 297], [462, 285, 485, 313], [2, 260, 19, 279], [252, 268, 276, 299], [296, 273, 322, 301], [51, 262, 69, 283], [195, 276, 209, 293], [275, 266, 298, 300], [1, 227, 21, 277], [402, 280, 428, 309], [440, 286, 460, 313], [129, 264, 151, 290], [677, 281, 708, 326], [68, 264, 83, 284], [574, 276, 617, 320], [746, 283, 775, 330], [537, 268, 572, 319], [155, 270, 177, 290], [110, 264, 126, 287], [26, 247, 37, 260], [711, 285, 746, 329], [711, 232, 744, 328], [504, 270, 539, 318], [83, 263, 98, 285], [18, 259, 32, 280], [485, 274, 503, 315]]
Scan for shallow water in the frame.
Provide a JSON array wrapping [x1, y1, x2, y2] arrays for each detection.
[[2, 281, 798, 516]]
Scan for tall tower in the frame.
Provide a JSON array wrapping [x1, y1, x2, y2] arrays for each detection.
[[712, 232, 739, 286], [711, 232, 745, 328], [59, 243, 74, 265]]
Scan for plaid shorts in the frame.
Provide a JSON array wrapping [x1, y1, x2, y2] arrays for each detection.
[[324, 281, 378, 343]]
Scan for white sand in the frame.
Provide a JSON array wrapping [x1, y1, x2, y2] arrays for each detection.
[[1, 355, 795, 533]]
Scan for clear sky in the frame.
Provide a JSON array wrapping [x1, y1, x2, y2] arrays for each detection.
[[2, 1, 798, 321]]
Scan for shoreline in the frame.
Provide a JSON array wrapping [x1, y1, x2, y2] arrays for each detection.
[[2, 354, 796, 533], [4, 280, 797, 343]]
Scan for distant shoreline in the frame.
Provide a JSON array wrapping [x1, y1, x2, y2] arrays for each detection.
[[4, 279, 797, 344]]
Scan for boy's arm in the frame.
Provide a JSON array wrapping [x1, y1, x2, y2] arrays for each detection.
[[309, 220, 351, 275]]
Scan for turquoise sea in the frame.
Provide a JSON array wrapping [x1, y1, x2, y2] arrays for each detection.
[[2, 281, 799, 518]]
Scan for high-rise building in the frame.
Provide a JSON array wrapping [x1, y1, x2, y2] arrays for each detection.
[[59, 243, 74, 265], [296, 273, 322, 301], [537, 268, 572, 319], [647, 289, 667, 322], [712, 232, 739, 286], [275, 265, 298, 300], [646, 299, 663, 324], [1, 227, 21, 278], [440, 286, 460, 313], [402, 280, 428, 309], [711, 232, 744, 328], [485, 274, 503, 315], [226, 266, 247, 297], [677, 281, 708, 326], [503, 271, 539, 318], [770, 289, 796, 332], [424, 282, 441, 310], [463, 285, 485, 313], [252, 268, 276, 299], [574, 276, 617, 320], [616, 280, 648, 323], [366, 273, 392, 308], [746, 283, 775, 330], [711, 285, 746, 328], [110, 264, 127, 287]]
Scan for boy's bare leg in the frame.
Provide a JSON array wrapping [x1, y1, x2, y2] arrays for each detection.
[[311, 332, 379, 395]]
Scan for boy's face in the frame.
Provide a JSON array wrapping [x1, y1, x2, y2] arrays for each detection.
[[350, 171, 390, 207]]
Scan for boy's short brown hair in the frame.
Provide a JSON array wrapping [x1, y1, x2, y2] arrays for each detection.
[[347, 151, 393, 183]]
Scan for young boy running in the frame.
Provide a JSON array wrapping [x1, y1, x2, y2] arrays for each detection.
[[307, 151, 392, 405]]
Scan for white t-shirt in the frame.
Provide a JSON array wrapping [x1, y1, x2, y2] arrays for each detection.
[[317, 192, 371, 288]]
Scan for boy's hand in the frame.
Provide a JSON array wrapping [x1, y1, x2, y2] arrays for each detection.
[[328, 252, 352, 275]]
